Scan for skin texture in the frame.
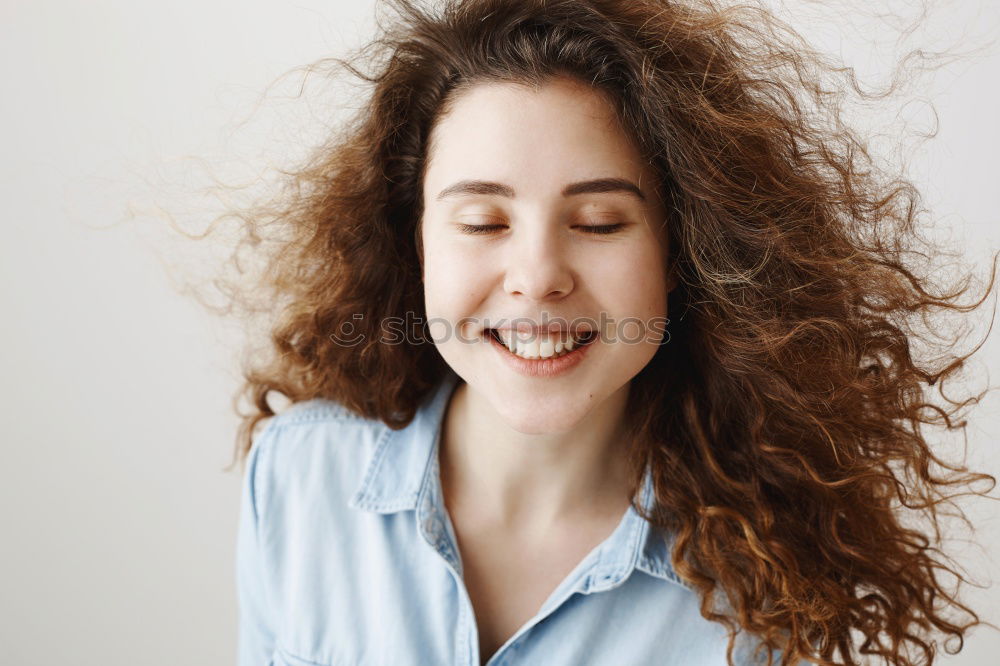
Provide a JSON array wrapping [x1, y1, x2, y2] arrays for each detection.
[[421, 75, 673, 529], [420, 74, 675, 664]]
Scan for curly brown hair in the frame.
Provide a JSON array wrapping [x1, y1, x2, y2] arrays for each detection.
[[209, 0, 999, 664]]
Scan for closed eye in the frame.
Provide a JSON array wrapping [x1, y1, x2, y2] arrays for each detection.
[[579, 223, 626, 235], [457, 223, 627, 235], [457, 223, 506, 235]]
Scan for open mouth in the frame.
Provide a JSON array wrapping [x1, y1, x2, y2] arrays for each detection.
[[483, 328, 599, 360]]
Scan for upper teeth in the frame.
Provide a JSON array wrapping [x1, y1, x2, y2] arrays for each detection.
[[492, 330, 589, 359]]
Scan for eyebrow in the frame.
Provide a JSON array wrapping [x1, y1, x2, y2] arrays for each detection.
[[435, 177, 646, 202]]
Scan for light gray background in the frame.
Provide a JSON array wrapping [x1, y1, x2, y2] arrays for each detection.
[[1, 1, 997, 664]]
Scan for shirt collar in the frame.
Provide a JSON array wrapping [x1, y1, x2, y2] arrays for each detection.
[[348, 368, 686, 589], [348, 368, 460, 514]]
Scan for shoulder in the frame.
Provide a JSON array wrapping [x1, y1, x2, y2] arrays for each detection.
[[254, 397, 386, 453], [249, 398, 390, 508]]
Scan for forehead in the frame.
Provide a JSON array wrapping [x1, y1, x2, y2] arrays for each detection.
[[423, 77, 654, 192]]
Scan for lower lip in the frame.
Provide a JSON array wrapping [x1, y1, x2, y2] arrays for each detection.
[[485, 331, 595, 378]]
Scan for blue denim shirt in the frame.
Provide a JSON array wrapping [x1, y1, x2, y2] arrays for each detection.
[[236, 368, 785, 665]]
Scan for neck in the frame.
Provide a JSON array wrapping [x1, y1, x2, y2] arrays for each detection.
[[439, 380, 635, 538]]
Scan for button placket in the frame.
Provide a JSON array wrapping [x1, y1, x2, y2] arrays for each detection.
[[415, 434, 479, 665]]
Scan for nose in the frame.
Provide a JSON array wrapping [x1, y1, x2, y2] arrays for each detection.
[[502, 219, 574, 301]]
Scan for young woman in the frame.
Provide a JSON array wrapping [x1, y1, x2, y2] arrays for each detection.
[[229, 1, 997, 664]]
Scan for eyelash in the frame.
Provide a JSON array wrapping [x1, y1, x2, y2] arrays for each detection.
[[457, 223, 626, 236]]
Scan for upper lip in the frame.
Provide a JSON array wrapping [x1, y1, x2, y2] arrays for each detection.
[[483, 321, 595, 335]]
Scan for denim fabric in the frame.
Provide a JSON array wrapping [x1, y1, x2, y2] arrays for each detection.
[[236, 367, 786, 665]]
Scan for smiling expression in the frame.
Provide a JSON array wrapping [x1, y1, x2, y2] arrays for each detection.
[[420, 76, 673, 434]]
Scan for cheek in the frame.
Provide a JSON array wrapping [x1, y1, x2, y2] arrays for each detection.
[[589, 242, 668, 317], [421, 240, 489, 316]]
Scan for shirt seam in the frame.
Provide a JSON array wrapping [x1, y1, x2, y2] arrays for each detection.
[[250, 421, 284, 529], [634, 558, 692, 590], [274, 403, 371, 427]]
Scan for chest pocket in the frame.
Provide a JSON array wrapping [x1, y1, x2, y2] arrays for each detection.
[[271, 645, 347, 666]]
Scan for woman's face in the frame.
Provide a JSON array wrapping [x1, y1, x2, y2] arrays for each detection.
[[420, 76, 673, 434]]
